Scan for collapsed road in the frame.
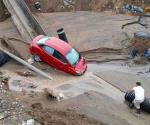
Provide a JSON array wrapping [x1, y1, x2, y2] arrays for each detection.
[[0, 0, 150, 125]]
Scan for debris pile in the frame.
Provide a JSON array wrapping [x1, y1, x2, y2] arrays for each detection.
[[130, 32, 150, 54], [0, 81, 27, 124], [122, 4, 144, 14]]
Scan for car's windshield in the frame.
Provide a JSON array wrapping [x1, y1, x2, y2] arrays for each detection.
[[66, 48, 79, 66]]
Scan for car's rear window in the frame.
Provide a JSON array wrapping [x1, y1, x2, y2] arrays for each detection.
[[37, 36, 51, 45]]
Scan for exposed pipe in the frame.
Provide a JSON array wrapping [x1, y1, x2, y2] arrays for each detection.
[[57, 28, 68, 43], [125, 91, 150, 113]]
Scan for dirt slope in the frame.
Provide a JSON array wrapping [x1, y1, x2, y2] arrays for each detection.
[[29, 103, 106, 125], [25, 0, 150, 13]]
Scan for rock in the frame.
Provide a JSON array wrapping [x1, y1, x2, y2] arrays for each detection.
[[57, 92, 65, 101], [0, 112, 5, 120], [133, 56, 148, 65], [145, 68, 150, 73], [43, 88, 65, 101], [11, 80, 37, 89], [26, 119, 35, 125], [22, 119, 36, 125], [16, 71, 35, 77], [27, 58, 34, 64]]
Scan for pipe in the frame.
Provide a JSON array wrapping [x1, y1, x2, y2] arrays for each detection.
[[57, 28, 68, 43], [125, 91, 150, 113], [0, 47, 53, 80]]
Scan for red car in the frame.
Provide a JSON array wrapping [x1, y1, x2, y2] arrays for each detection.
[[29, 35, 87, 75]]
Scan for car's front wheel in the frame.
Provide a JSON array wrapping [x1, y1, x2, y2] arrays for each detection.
[[33, 54, 41, 62]]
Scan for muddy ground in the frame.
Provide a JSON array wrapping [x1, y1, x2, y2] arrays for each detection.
[[1, 6, 150, 125]]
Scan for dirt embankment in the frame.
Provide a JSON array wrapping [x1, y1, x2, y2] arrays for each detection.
[[25, 0, 150, 13], [25, 0, 122, 12], [28, 102, 107, 125]]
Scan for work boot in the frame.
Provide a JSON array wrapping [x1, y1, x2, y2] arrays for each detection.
[[136, 109, 141, 114]]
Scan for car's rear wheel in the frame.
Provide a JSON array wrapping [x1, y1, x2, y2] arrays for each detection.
[[33, 54, 41, 62]]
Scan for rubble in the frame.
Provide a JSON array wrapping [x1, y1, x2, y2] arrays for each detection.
[[16, 71, 35, 77], [44, 88, 65, 101], [122, 4, 144, 14], [130, 31, 150, 54], [1, 75, 10, 90], [11, 80, 37, 90], [0, 81, 28, 124]]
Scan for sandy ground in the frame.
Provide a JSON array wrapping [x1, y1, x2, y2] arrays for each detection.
[[0, 12, 150, 124]]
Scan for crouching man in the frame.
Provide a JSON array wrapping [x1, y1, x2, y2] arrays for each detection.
[[131, 82, 145, 114]]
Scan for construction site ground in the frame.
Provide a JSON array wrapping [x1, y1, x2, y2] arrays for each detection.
[[0, 11, 150, 125]]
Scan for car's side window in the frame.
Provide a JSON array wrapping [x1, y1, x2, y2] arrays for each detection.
[[42, 45, 54, 55], [53, 50, 67, 64], [42, 45, 67, 64]]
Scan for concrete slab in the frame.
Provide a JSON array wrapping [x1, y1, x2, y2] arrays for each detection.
[[36, 12, 150, 52], [54, 73, 124, 102], [95, 70, 150, 97]]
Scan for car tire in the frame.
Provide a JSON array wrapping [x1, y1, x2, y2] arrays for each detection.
[[33, 55, 41, 62]]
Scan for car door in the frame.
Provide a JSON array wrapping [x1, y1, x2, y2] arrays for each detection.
[[41, 45, 69, 71], [52, 50, 69, 72], [40, 45, 56, 67]]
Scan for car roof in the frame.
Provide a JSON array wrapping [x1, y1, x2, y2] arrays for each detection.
[[35, 36, 72, 55]]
